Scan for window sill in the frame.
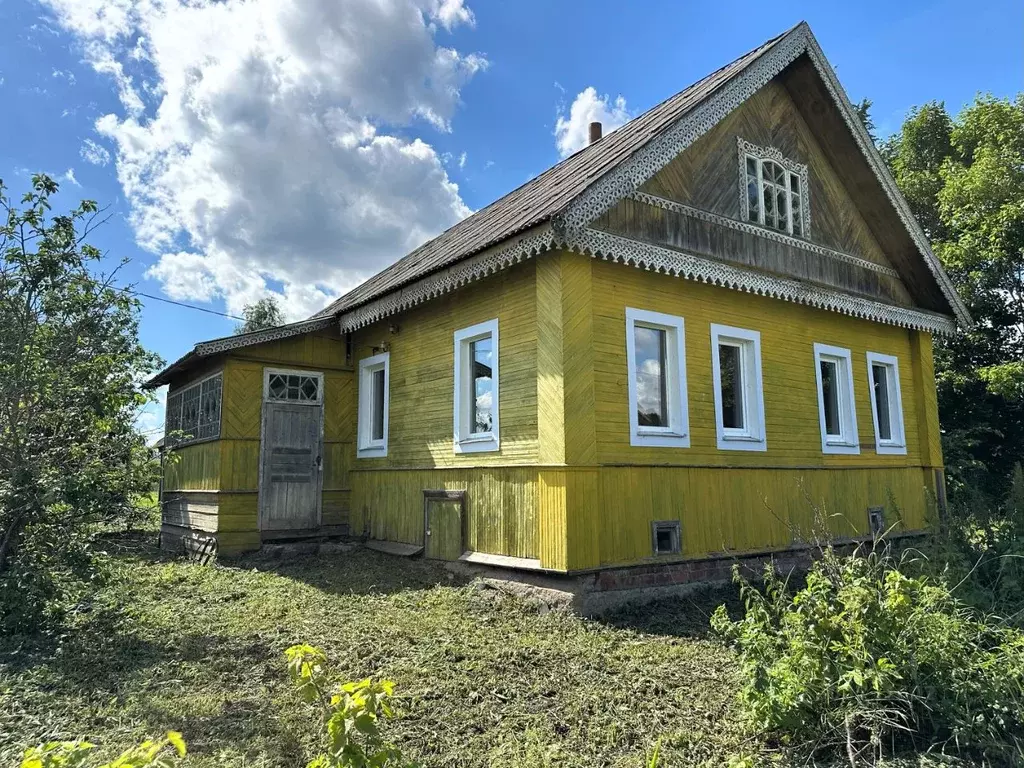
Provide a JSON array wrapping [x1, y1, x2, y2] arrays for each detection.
[[822, 439, 861, 456], [717, 432, 767, 452], [454, 435, 500, 454], [631, 429, 690, 448], [874, 442, 907, 456], [357, 444, 388, 459]]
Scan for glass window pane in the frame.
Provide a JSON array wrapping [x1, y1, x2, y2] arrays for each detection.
[[789, 172, 800, 192], [873, 364, 892, 440], [719, 343, 744, 430], [820, 359, 840, 436], [300, 377, 318, 401], [269, 374, 286, 399], [747, 180, 760, 222], [763, 184, 774, 226], [371, 368, 385, 441], [775, 189, 788, 231], [746, 156, 757, 176], [634, 326, 668, 427], [470, 336, 493, 434]]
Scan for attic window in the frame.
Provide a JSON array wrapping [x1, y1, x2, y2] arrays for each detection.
[[738, 138, 810, 238]]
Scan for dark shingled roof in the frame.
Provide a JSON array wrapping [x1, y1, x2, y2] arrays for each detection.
[[313, 25, 794, 319]]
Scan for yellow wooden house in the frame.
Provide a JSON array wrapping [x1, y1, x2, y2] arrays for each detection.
[[147, 22, 969, 581]]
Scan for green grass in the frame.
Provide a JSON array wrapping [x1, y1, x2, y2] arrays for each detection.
[[0, 532, 980, 767], [0, 532, 758, 767]]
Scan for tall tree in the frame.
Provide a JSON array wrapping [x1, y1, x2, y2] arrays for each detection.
[[236, 296, 283, 334], [0, 175, 160, 630], [883, 96, 1024, 502]]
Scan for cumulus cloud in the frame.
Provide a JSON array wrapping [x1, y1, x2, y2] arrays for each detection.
[[80, 138, 111, 166], [62, 168, 81, 187], [554, 86, 631, 158], [41, 0, 486, 320]]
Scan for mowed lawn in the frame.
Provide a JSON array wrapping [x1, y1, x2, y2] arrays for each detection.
[[0, 532, 754, 767]]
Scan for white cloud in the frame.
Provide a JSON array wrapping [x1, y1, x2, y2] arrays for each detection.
[[458, 151, 467, 169], [80, 138, 111, 166], [52, 68, 77, 85], [62, 168, 81, 187], [41, 0, 485, 321], [554, 86, 631, 158]]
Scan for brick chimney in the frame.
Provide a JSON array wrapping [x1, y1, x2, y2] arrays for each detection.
[[589, 121, 603, 145]]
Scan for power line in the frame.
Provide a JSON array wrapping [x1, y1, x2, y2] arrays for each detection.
[[119, 287, 245, 321]]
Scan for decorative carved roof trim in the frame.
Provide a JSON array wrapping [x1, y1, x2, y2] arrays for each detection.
[[801, 34, 971, 327], [337, 224, 557, 332], [566, 227, 957, 336], [145, 316, 336, 388], [558, 26, 809, 237], [737, 137, 812, 237], [557, 22, 970, 327], [628, 191, 901, 278]]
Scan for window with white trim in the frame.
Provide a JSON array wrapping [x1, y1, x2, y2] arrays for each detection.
[[813, 343, 859, 455], [164, 372, 222, 446], [866, 352, 906, 454], [711, 324, 767, 451], [625, 308, 689, 448], [739, 139, 810, 238], [453, 319, 499, 453], [357, 353, 389, 459]]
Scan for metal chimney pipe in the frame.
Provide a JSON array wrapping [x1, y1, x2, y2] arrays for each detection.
[[589, 121, 603, 144]]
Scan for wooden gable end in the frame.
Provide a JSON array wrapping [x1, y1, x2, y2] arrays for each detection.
[[591, 61, 937, 311]]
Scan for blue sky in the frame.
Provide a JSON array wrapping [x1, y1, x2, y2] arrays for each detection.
[[0, 0, 1020, 437]]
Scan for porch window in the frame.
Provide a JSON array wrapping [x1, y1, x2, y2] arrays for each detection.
[[711, 324, 766, 451], [625, 307, 689, 448], [266, 371, 321, 403], [357, 353, 390, 459], [164, 372, 222, 446], [453, 319, 499, 453], [813, 343, 859, 454], [738, 138, 810, 238], [866, 352, 906, 454]]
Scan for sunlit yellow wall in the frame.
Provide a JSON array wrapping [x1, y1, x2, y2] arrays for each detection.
[[349, 261, 541, 557], [539, 252, 944, 571]]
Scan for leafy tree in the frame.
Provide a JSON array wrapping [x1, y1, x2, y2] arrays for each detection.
[[883, 96, 1024, 502], [853, 97, 877, 143], [235, 296, 284, 334], [0, 175, 159, 632]]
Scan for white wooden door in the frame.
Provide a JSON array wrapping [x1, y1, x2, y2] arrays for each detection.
[[259, 398, 323, 532]]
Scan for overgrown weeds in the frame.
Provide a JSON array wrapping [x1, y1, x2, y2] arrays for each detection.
[[712, 539, 1024, 766]]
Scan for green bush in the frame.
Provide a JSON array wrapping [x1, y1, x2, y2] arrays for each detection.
[[21, 733, 185, 768], [285, 644, 415, 768], [711, 544, 1024, 765]]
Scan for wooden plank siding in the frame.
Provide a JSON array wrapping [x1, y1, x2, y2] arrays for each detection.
[[160, 330, 352, 554], [536, 252, 942, 571], [348, 261, 543, 559], [640, 77, 893, 272]]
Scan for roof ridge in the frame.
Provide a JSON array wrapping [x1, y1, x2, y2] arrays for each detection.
[[312, 23, 799, 320]]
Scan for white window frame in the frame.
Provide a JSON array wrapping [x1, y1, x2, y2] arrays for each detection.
[[710, 324, 767, 452], [866, 352, 907, 455], [357, 352, 390, 459], [262, 367, 324, 404], [453, 318, 499, 454], [737, 138, 811, 238], [625, 308, 689, 448], [813, 343, 860, 455]]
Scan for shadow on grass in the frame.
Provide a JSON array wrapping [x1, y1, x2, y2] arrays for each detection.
[[598, 583, 745, 639], [235, 547, 473, 598]]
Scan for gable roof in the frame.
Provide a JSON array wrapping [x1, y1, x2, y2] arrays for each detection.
[[147, 22, 969, 389], [314, 21, 970, 330], [313, 24, 795, 319]]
